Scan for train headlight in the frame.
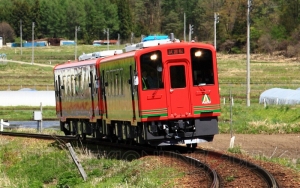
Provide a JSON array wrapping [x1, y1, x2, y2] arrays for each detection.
[[195, 51, 202, 57], [150, 54, 157, 60]]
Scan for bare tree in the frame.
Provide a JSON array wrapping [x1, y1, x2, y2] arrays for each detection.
[[0, 22, 15, 44]]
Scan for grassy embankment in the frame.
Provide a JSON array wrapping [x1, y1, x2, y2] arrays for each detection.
[[0, 136, 185, 187]]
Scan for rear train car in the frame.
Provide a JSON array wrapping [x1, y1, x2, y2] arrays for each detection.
[[54, 42, 220, 146]]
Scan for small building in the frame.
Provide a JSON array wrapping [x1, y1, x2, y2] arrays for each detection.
[[60, 40, 75, 46]]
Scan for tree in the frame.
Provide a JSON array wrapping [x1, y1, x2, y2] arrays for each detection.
[[116, 0, 133, 41], [29, 0, 41, 39], [161, 10, 181, 38], [0, 22, 15, 43], [9, 0, 31, 40]]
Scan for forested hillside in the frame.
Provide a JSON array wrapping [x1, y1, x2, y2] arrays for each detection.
[[0, 0, 300, 56]]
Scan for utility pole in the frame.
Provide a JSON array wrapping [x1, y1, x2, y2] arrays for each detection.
[[117, 33, 120, 48], [189, 24, 193, 42], [246, 0, 252, 106], [20, 20, 22, 55], [31, 22, 34, 65], [184, 12, 186, 42], [130, 32, 134, 44], [75, 26, 80, 61], [103, 28, 109, 50], [214, 13, 219, 50]]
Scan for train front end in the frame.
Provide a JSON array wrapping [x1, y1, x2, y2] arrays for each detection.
[[136, 42, 220, 146]]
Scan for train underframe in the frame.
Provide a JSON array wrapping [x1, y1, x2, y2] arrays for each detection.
[[60, 117, 218, 147]]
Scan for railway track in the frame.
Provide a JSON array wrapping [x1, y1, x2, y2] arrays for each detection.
[[0, 132, 281, 187], [0, 131, 77, 141], [186, 148, 280, 187]]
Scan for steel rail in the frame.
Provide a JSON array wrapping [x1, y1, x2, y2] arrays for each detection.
[[196, 148, 280, 188], [0, 131, 77, 141], [163, 151, 220, 188]]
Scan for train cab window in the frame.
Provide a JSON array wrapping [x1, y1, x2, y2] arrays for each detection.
[[140, 50, 164, 90], [190, 48, 214, 86]]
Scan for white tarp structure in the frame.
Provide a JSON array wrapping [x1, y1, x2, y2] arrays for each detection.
[[0, 91, 55, 106], [259, 88, 300, 105]]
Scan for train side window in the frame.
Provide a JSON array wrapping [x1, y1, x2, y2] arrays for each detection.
[[62, 75, 67, 96], [55, 79, 59, 97], [67, 75, 71, 96], [120, 69, 124, 95], [71, 75, 75, 96], [114, 72, 118, 96], [106, 73, 110, 96]]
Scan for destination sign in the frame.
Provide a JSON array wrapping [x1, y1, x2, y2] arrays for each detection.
[[167, 48, 184, 55]]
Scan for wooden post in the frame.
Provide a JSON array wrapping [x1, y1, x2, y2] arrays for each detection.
[[66, 143, 87, 181]]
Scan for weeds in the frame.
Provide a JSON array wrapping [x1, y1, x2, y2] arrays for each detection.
[[255, 155, 300, 172], [227, 146, 242, 154], [225, 175, 235, 182]]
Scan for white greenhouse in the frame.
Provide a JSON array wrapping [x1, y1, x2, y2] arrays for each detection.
[[259, 88, 300, 105]]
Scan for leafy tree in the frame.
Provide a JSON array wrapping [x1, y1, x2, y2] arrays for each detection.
[[134, 0, 162, 35], [116, 0, 133, 41], [82, 0, 103, 43], [0, 0, 13, 22], [64, 0, 86, 40], [161, 10, 181, 39], [9, 0, 31, 40], [0, 22, 15, 43], [278, 0, 300, 35]]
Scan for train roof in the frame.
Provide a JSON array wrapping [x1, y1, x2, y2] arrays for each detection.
[[54, 58, 100, 70], [142, 35, 169, 42], [54, 42, 216, 70]]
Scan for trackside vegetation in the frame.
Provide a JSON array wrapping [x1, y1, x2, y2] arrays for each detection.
[[0, 137, 184, 187]]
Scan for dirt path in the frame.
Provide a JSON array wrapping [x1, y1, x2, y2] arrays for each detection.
[[200, 134, 300, 160], [4, 60, 55, 67]]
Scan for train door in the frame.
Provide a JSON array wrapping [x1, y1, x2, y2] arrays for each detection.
[[165, 61, 192, 118]]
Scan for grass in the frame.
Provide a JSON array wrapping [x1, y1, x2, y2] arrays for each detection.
[[0, 137, 185, 187], [220, 104, 300, 134], [0, 106, 57, 120], [254, 155, 300, 172], [227, 145, 242, 154]]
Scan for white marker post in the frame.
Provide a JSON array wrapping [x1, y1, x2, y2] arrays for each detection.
[[0, 119, 10, 131]]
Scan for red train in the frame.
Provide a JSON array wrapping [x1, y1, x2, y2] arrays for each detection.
[[54, 41, 221, 147]]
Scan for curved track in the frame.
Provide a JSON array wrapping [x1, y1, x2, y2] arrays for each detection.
[[188, 148, 280, 188], [0, 131, 280, 187]]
